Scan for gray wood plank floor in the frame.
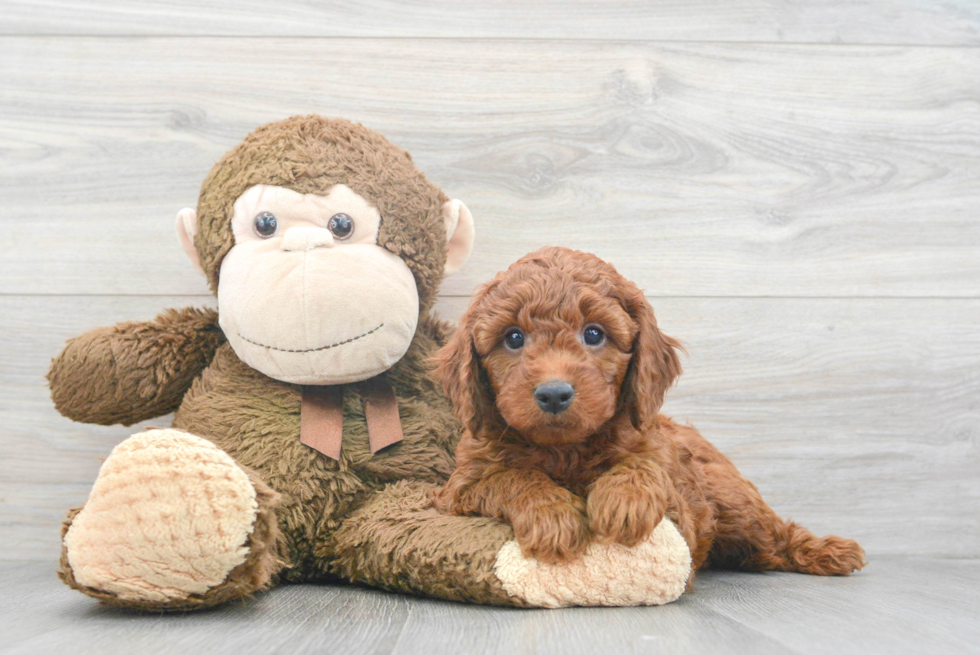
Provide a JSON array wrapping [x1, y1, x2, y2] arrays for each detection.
[[3, 38, 978, 298], [3, 0, 979, 45], [2, 559, 978, 655]]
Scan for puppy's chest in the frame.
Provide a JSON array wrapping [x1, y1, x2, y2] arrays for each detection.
[[505, 450, 612, 492]]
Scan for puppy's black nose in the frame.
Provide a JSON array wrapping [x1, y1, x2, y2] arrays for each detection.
[[534, 380, 575, 414]]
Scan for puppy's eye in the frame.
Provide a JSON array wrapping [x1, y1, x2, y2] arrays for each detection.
[[328, 213, 354, 240], [504, 328, 525, 350], [583, 325, 605, 346], [254, 211, 278, 238]]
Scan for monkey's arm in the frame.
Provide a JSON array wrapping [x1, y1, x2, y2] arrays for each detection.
[[334, 479, 691, 608], [48, 307, 225, 426]]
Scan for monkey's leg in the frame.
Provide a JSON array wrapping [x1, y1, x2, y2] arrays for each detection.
[[332, 480, 692, 608], [59, 429, 285, 611]]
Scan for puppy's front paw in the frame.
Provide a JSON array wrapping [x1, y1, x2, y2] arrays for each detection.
[[511, 493, 591, 564], [588, 476, 665, 548]]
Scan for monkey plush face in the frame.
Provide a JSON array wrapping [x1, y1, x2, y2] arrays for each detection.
[[216, 183, 420, 384], [175, 116, 474, 385]]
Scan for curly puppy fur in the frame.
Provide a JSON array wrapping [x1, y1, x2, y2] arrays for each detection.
[[432, 247, 865, 577]]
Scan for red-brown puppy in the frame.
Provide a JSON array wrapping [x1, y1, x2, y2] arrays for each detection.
[[432, 246, 865, 577]]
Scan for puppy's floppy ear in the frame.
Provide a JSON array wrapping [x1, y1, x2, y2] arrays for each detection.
[[430, 302, 495, 437], [618, 288, 683, 431]]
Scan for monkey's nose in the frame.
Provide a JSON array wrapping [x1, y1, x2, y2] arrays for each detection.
[[534, 380, 575, 414], [281, 227, 335, 252]]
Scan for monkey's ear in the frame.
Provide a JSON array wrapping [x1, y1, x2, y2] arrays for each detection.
[[175, 207, 205, 276], [442, 199, 475, 276]]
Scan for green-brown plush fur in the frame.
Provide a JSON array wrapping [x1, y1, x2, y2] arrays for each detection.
[[50, 307, 225, 426], [171, 318, 461, 582], [50, 116, 516, 609], [334, 480, 524, 605]]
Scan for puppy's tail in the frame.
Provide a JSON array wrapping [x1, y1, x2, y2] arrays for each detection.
[[767, 521, 866, 576]]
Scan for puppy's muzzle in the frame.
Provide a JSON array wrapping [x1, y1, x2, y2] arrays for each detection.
[[534, 380, 575, 414]]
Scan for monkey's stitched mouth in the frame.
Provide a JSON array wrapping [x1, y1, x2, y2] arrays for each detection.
[[238, 323, 384, 353]]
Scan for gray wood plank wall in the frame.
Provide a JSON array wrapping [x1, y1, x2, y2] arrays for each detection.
[[1, 1, 977, 561]]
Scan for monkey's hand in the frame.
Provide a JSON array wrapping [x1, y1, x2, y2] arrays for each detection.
[[48, 307, 224, 426]]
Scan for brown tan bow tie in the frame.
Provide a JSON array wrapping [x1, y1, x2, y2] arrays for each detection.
[[299, 375, 404, 460]]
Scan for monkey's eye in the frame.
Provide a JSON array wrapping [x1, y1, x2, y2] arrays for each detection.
[[583, 325, 605, 346], [328, 213, 354, 240], [254, 211, 278, 238], [504, 328, 525, 351]]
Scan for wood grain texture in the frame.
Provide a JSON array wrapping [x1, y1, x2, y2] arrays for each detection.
[[2, 0, 980, 45], [2, 559, 978, 654], [1, 38, 978, 298], [3, 295, 977, 560]]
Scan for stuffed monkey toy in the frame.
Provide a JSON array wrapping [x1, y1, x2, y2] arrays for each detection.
[[48, 115, 691, 610]]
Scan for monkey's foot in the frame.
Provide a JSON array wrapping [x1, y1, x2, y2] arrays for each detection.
[[493, 517, 691, 607], [60, 429, 284, 611]]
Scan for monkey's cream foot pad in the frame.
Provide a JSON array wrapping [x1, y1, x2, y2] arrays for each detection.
[[493, 518, 691, 608], [63, 429, 259, 603]]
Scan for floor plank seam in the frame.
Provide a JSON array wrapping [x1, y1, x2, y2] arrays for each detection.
[[1, 34, 979, 49]]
